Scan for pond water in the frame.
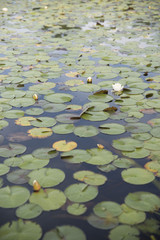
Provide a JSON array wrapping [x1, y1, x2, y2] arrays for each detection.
[[0, 0, 160, 239]]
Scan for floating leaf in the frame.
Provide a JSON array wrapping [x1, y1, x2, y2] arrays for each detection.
[[30, 188, 66, 211], [93, 201, 122, 218], [88, 93, 113, 102], [30, 117, 56, 127], [9, 98, 35, 107], [144, 161, 160, 174], [137, 218, 160, 234], [0, 120, 8, 130], [121, 168, 155, 185], [28, 168, 65, 187], [56, 113, 80, 123], [144, 137, 160, 151], [7, 169, 30, 184], [16, 203, 42, 219], [52, 140, 77, 152], [44, 93, 73, 103], [15, 117, 36, 126], [112, 138, 143, 151], [118, 204, 146, 225], [86, 148, 114, 165], [87, 214, 118, 230], [0, 164, 10, 176], [43, 225, 86, 240], [0, 219, 42, 240], [52, 124, 75, 134], [74, 126, 99, 137], [19, 154, 49, 170], [25, 108, 44, 116], [61, 149, 91, 164], [125, 123, 151, 133], [67, 203, 87, 216], [32, 148, 58, 159], [0, 143, 26, 158], [113, 158, 135, 168], [109, 225, 140, 240], [122, 148, 150, 159], [73, 170, 107, 186], [81, 111, 109, 121], [125, 192, 160, 212], [28, 128, 53, 138], [29, 82, 56, 92], [64, 183, 98, 203], [2, 110, 24, 119], [65, 79, 84, 86], [150, 127, 160, 138], [0, 186, 30, 208], [71, 84, 100, 92], [99, 123, 125, 135], [42, 103, 66, 113]]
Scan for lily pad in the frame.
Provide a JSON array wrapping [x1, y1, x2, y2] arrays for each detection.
[[19, 154, 49, 170], [28, 128, 53, 138], [42, 103, 66, 113], [28, 168, 65, 187], [0, 186, 30, 208], [93, 201, 122, 218], [25, 108, 44, 116], [88, 93, 113, 102], [43, 225, 86, 240], [125, 123, 151, 133], [112, 138, 143, 151], [0, 164, 10, 176], [16, 203, 42, 219], [61, 149, 91, 163], [7, 169, 30, 184], [15, 117, 36, 126], [67, 203, 87, 216], [30, 188, 66, 211], [44, 93, 73, 103], [87, 214, 119, 230], [82, 111, 109, 121], [64, 183, 98, 203], [113, 158, 135, 168], [2, 110, 24, 119], [52, 140, 77, 152], [30, 117, 56, 127], [74, 126, 99, 137], [9, 98, 35, 107], [56, 113, 80, 123], [122, 148, 150, 159], [73, 170, 107, 186], [86, 148, 115, 165], [99, 123, 125, 135], [0, 219, 42, 240], [52, 124, 75, 134], [125, 192, 160, 212], [0, 143, 26, 158], [32, 148, 58, 159], [121, 168, 155, 185], [109, 225, 140, 240], [0, 120, 8, 130]]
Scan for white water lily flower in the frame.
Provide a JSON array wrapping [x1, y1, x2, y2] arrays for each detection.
[[2, 8, 8, 12], [112, 83, 124, 92]]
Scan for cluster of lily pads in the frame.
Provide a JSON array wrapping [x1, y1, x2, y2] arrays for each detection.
[[0, 0, 160, 239]]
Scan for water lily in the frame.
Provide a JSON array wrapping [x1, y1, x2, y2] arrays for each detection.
[[2, 8, 8, 12], [87, 76, 92, 83], [112, 83, 124, 92], [33, 180, 41, 192]]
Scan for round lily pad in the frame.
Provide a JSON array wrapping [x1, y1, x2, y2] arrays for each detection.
[[0, 219, 42, 240], [0, 143, 26, 158], [28, 168, 65, 187], [0, 186, 30, 208], [82, 111, 109, 121], [67, 203, 87, 216], [7, 169, 30, 184], [15, 117, 36, 126], [86, 148, 114, 165], [61, 149, 91, 163], [25, 108, 44, 116], [32, 148, 58, 159], [42, 103, 66, 113], [9, 98, 35, 107], [93, 201, 122, 218], [56, 113, 80, 123], [88, 93, 113, 102], [99, 123, 125, 135], [0, 164, 10, 176], [44, 93, 73, 103], [121, 168, 155, 185], [87, 214, 119, 230], [109, 225, 140, 240], [118, 204, 146, 225], [19, 154, 49, 170], [30, 117, 56, 127], [73, 170, 107, 186], [125, 192, 160, 212], [150, 127, 160, 138], [64, 183, 98, 203], [65, 79, 84, 86], [71, 84, 100, 92], [43, 225, 86, 240], [144, 137, 160, 151], [112, 138, 143, 151], [29, 82, 56, 91], [126, 123, 151, 133], [52, 140, 77, 152], [16, 203, 42, 219], [52, 124, 75, 134], [28, 128, 53, 138], [113, 158, 135, 168], [74, 126, 99, 137], [0, 120, 8, 130], [30, 188, 66, 211], [2, 110, 24, 119], [122, 148, 150, 159]]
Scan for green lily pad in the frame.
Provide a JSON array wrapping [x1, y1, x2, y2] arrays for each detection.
[[122, 148, 150, 159], [137, 218, 160, 234], [98, 164, 117, 173], [144, 137, 160, 151], [88, 93, 113, 102], [99, 123, 125, 135], [112, 138, 143, 151], [73, 170, 107, 186], [44, 93, 73, 103], [0, 186, 30, 208], [16, 203, 42, 219], [146, 99, 160, 109], [109, 225, 140, 240], [29, 82, 56, 92], [61, 149, 91, 163], [4, 157, 24, 167], [65, 79, 84, 86], [56, 113, 80, 123], [28, 127, 53, 138], [67, 203, 87, 216], [0, 164, 10, 176], [0, 219, 42, 240], [32, 148, 58, 159], [28, 168, 65, 187], [125, 192, 160, 212], [74, 126, 99, 137], [30, 117, 56, 127], [118, 204, 146, 225], [83, 102, 109, 112], [52, 124, 75, 134], [0, 143, 26, 158], [131, 133, 152, 141], [30, 188, 66, 211], [64, 183, 98, 203], [2, 110, 24, 119], [19, 154, 49, 170], [43, 225, 86, 240], [113, 158, 135, 168], [71, 84, 100, 92], [125, 123, 151, 133], [42, 103, 66, 113], [150, 127, 160, 138], [121, 168, 155, 185], [93, 201, 122, 218], [9, 98, 35, 107], [25, 108, 44, 116], [81, 111, 109, 121], [7, 169, 30, 184], [86, 148, 114, 165], [1, 90, 26, 99], [0, 120, 8, 130], [87, 214, 119, 230]]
